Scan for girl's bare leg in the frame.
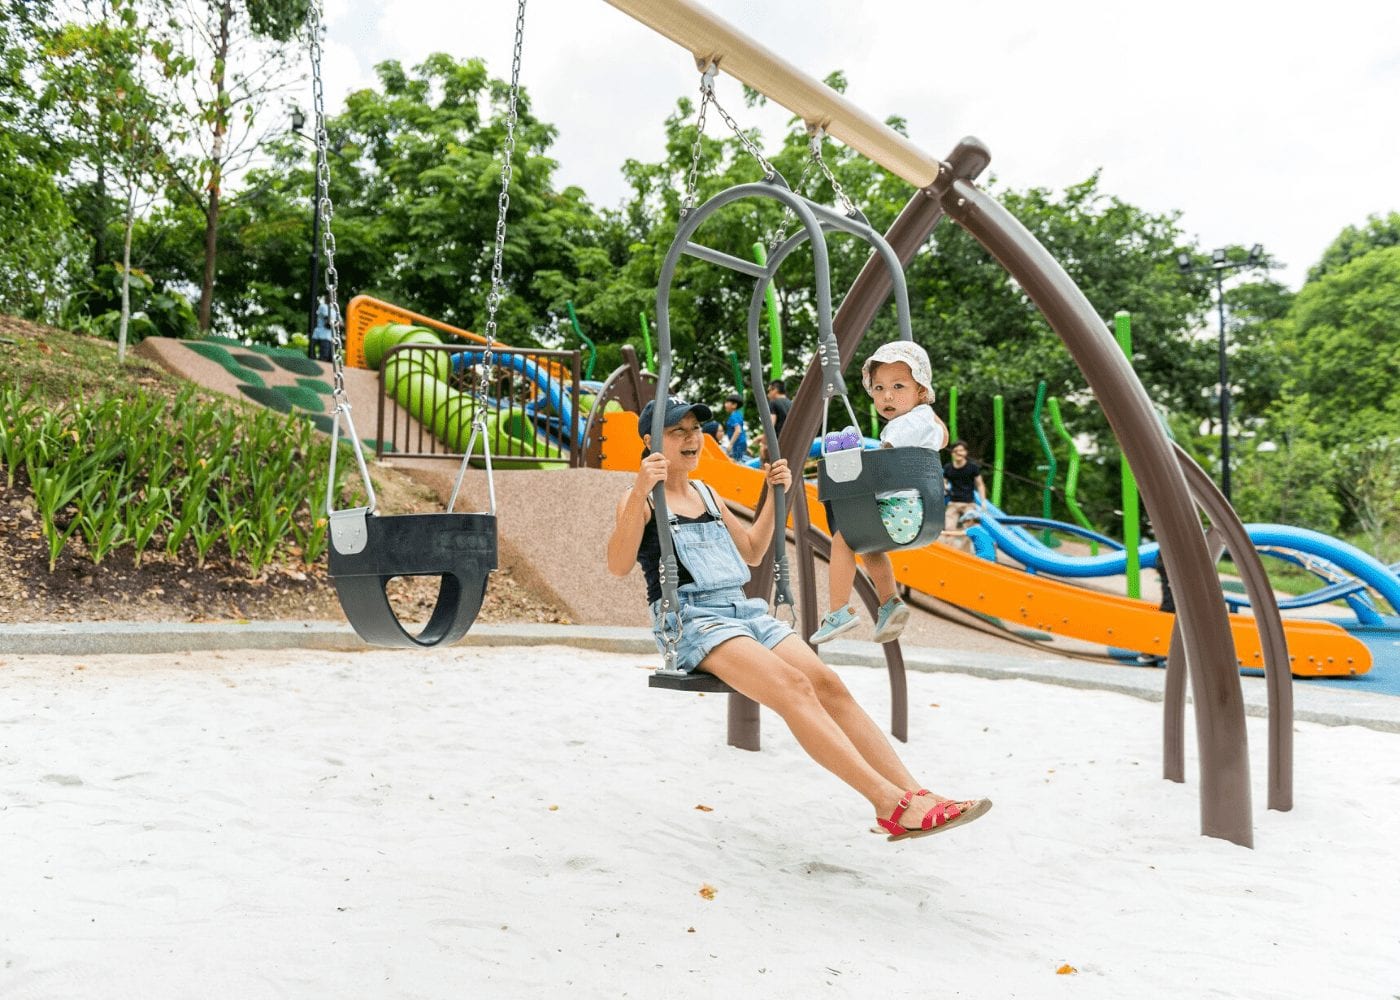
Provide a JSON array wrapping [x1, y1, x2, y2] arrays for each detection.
[[700, 636, 956, 828]]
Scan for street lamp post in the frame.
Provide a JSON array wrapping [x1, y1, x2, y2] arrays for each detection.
[[1176, 244, 1264, 503], [291, 109, 323, 357]]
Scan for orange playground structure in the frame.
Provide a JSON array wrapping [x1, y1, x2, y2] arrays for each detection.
[[598, 409, 1370, 677]]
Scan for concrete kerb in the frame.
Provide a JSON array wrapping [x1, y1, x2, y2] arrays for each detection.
[[2, 621, 1397, 735]]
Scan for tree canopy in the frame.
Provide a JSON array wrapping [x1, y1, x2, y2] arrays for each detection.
[[3, 9, 1396, 555]]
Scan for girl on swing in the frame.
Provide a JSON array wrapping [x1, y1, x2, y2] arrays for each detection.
[[605, 394, 990, 841]]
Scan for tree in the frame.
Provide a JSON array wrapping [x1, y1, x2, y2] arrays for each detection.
[[0, 0, 81, 317], [170, 0, 307, 331], [1275, 245, 1400, 442], [217, 53, 605, 345], [42, 0, 192, 361], [1306, 211, 1400, 284]]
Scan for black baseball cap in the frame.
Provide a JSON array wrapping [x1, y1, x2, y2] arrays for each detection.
[[638, 395, 713, 438]]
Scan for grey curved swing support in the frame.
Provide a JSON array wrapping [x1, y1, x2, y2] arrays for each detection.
[[649, 178, 838, 666], [763, 138, 1254, 847]]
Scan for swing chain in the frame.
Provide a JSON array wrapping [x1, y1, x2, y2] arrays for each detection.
[[681, 61, 777, 222], [306, 1, 343, 401], [479, 0, 527, 408], [807, 126, 858, 218], [680, 63, 715, 219], [767, 139, 817, 253]]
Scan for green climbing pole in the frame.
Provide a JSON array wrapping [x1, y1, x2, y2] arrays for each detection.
[[1116, 310, 1141, 599], [728, 351, 744, 399], [991, 394, 1005, 507], [1047, 397, 1098, 554], [565, 301, 596, 380], [1031, 380, 1060, 547], [638, 312, 655, 372], [752, 243, 784, 382], [947, 385, 959, 442]]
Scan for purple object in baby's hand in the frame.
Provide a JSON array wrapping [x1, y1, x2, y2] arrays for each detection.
[[825, 427, 861, 452]]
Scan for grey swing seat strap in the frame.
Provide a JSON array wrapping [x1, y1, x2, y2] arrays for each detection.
[[817, 447, 946, 555]]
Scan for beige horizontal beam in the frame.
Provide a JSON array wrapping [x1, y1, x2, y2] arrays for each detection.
[[603, 0, 940, 188]]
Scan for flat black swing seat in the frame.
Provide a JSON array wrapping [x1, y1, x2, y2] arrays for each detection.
[[818, 446, 946, 555], [328, 509, 497, 648], [648, 670, 734, 693]]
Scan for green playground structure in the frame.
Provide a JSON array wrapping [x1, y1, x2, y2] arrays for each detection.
[[363, 322, 555, 467]]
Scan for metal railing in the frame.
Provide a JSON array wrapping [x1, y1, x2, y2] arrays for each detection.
[[375, 343, 584, 467]]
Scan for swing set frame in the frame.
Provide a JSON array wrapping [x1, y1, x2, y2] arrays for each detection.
[[605, 0, 1288, 849]]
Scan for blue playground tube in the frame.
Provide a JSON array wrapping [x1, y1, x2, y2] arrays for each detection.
[[969, 503, 1400, 622], [451, 350, 594, 451], [968, 501, 1162, 577]]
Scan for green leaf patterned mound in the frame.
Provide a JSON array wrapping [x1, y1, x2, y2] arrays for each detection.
[[236, 383, 292, 413], [183, 340, 266, 388], [268, 353, 327, 377], [308, 413, 392, 453], [276, 384, 325, 413], [296, 376, 334, 396], [232, 351, 276, 372]]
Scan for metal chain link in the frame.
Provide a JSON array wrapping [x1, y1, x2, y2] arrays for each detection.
[[808, 126, 858, 216], [709, 88, 778, 180], [478, 0, 527, 409], [768, 146, 816, 253], [680, 64, 715, 219], [680, 61, 777, 222], [305, 1, 344, 402]]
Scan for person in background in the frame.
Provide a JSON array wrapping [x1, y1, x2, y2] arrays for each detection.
[[701, 419, 724, 449], [941, 440, 986, 552], [760, 379, 791, 462], [721, 392, 748, 462], [309, 294, 335, 363]]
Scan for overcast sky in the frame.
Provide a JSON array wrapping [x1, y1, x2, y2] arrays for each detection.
[[316, 0, 1400, 292]]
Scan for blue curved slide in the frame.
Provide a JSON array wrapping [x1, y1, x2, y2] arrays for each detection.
[[968, 504, 1400, 617]]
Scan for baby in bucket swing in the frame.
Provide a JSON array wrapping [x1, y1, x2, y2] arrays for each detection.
[[810, 340, 947, 645]]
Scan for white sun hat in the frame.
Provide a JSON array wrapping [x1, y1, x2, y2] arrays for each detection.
[[861, 340, 934, 400]]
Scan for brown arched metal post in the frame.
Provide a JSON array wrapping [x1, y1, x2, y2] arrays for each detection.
[[939, 141, 1253, 846], [1166, 444, 1293, 812]]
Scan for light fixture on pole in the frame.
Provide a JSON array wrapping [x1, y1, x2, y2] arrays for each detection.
[[1177, 244, 1266, 503]]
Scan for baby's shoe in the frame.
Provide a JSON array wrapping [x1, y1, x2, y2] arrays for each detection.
[[872, 597, 911, 643], [809, 605, 860, 644], [823, 431, 846, 453], [836, 426, 862, 450]]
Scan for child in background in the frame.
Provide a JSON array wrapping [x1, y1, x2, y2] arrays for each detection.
[[721, 393, 748, 461], [810, 341, 947, 645]]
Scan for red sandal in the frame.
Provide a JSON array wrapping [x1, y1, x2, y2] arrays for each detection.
[[877, 790, 992, 841]]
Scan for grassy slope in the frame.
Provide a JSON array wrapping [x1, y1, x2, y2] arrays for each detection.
[[0, 315, 567, 626]]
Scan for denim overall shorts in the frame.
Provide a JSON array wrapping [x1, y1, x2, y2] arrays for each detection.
[[649, 483, 794, 673]]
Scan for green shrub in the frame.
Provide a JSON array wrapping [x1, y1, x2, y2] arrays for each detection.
[[0, 384, 353, 574]]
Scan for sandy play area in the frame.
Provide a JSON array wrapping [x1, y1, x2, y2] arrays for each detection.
[[1, 644, 1395, 999]]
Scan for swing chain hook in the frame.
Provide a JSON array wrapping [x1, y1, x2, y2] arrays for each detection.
[[807, 125, 858, 218]]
